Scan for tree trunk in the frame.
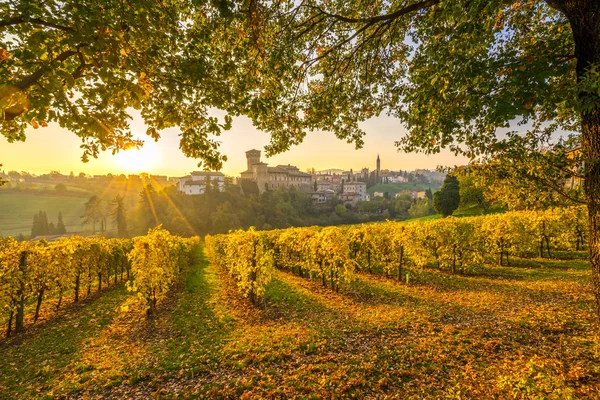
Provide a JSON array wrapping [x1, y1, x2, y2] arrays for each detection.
[[56, 286, 63, 311], [563, 0, 600, 315], [74, 273, 80, 302], [87, 268, 92, 296], [34, 289, 44, 323], [398, 246, 404, 281], [583, 105, 600, 315], [451, 244, 456, 274], [16, 252, 27, 333], [330, 267, 334, 290], [16, 290, 25, 333], [7, 309, 14, 338]]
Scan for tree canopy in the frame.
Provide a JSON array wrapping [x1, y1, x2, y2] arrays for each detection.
[[1, 1, 591, 166], [0, 0, 242, 169], [433, 175, 460, 217], [216, 1, 584, 161]]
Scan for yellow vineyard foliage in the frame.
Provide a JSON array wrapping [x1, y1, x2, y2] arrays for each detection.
[[205, 206, 588, 302], [0, 228, 199, 333]]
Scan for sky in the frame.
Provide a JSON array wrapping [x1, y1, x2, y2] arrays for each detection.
[[0, 111, 467, 178]]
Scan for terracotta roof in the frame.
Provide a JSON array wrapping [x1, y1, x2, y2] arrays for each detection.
[[267, 167, 286, 173]]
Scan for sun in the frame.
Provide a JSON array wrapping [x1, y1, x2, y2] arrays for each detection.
[[114, 140, 160, 173]]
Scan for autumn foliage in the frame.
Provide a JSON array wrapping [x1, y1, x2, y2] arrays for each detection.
[[0, 229, 198, 335], [206, 206, 588, 301]]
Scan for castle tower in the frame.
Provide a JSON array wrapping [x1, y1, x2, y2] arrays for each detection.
[[246, 149, 261, 171], [376, 154, 381, 183]]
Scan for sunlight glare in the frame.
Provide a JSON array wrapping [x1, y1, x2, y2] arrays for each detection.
[[114, 140, 160, 173]]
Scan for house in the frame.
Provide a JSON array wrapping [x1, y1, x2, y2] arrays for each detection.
[[410, 190, 426, 199], [343, 181, 368, 201], [177, 171, 225, 195], [316, 181, 335, 192], [384, 175, 408, 183], [311, 190, 336, 204], [339, 192, 361, 207], [373, 192, 384, 198]]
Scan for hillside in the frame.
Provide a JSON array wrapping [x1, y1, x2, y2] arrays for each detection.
[[0, 178, 172, 237], [1, 244, 598, 398], [0, 191, 89, 237]]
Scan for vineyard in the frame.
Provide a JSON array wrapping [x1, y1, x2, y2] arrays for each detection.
[[206, 206, 588, 302], [1, 209, 599, 398], [0, 227, 198, 336]]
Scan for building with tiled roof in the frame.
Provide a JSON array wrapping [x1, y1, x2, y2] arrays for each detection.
[[240, 149, 312, 194], [177, 171, 225, 195]]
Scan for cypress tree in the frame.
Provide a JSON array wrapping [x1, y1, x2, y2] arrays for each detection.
[[110, 195, 128, 237], [31, 213, 39, 237], [41, 211, 49, 234], [56, 212, 67, 234], [425, 188, 433, 201]]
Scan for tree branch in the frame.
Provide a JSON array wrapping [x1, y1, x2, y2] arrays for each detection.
[[0, 15, 75, 32], [297, 0, 439, 71], [544, 0, 566, 14], [71, 50, 89, 80], [14, 50, 78, 90], [302, 0, 439, 25]]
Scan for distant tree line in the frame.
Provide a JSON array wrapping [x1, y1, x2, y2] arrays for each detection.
[[80, 194, 128, 237], [30, 211, 66, 237]]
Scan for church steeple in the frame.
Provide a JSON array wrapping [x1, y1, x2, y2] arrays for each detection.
[[376, 154, 381, 183]]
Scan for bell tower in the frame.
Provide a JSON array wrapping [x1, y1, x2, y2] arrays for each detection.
[[246, 149, 261, 171]]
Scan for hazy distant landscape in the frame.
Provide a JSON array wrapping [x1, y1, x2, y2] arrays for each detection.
[[0, 191, 88, 237], [0, 167, 447, 239]]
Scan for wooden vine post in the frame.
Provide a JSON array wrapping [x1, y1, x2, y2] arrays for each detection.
[[15, 250, 29, 333]]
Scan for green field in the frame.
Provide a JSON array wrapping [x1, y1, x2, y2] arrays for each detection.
[[1, 247, 598, 398], [4, 182, 93, 193], [0, 192, 89, 237]]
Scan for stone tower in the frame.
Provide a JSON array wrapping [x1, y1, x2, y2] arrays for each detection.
[[246, 149, 261, 171], [376, 154, 381, 183]]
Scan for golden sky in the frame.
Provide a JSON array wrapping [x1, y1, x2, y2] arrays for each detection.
[[0, 111, 467, 177]]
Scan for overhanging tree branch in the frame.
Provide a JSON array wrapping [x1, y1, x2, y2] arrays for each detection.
[[0, 15, 75, 32], [14, 46, 87, 90], [302, 0, 439, 25]]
